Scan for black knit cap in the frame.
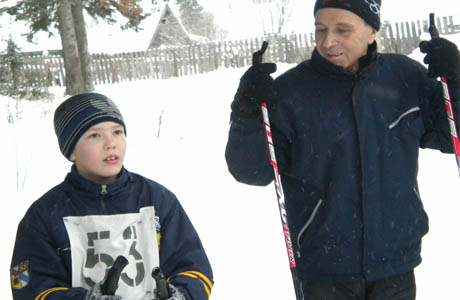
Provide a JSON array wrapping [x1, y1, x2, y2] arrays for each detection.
[[314, 0, 382, 31], [54, 92, 126, 160]]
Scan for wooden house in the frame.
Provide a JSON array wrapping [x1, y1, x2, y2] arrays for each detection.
[[147, 4, 192, 49]]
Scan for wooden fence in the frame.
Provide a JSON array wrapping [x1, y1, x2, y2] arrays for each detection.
[[6, 15, 460, 88]]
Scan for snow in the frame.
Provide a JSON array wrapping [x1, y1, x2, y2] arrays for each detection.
[[1, 1, 460, 298]]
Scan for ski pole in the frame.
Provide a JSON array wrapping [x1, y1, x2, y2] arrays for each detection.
[[253, 41, 302, 300], [152, 267, 170, 300], [428, 13, 460, 177], [101, 255, 129, 295]]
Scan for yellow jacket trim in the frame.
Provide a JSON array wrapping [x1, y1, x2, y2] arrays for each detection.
[[34, 287, 68, 300], [178, 271, 213, 297], [184, 271, 213, 290]]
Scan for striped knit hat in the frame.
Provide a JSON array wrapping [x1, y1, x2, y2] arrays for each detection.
[[54, 92, 126, 159], [314, 0, 382, 31]]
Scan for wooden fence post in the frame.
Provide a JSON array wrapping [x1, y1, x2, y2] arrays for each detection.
[[16, 15, 458, 87]]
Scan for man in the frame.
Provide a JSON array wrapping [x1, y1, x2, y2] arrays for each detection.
[[225, 0, 459, 299]]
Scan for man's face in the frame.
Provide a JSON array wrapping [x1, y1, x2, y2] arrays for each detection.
[[315, 8, 377, 73], [70, 121, 126, 185]]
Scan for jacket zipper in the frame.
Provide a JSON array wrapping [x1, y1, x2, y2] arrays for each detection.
[[100, 184, 108, 212], [296, 199, 323, 258], [101, 184, 108, 195]]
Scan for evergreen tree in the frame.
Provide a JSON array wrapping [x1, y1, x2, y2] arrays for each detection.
[[5, 0, 157, 95], [0, 38, 24, 97], [0, 38, 50, 99], [175, 0, 220, 40]]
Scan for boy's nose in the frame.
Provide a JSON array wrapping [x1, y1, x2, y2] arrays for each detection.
[[104, 136, 116, 149]]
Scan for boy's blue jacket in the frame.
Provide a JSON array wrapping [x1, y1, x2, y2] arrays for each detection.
[[10, 166, 213, 300], [225, 45, 459, 284]]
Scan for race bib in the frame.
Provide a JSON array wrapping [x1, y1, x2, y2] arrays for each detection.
[[63, 206, 159, 300]]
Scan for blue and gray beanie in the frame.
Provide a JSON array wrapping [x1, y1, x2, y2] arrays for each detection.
[[314, 0, 382, 31], [54, 92, 126, 160]]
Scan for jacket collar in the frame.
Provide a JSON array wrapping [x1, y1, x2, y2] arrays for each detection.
[[310, 42, 378, 79], [66, 164, 130, 196]]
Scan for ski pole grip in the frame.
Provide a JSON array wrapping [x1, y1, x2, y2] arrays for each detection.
[[152, 267, 170, 300], [428, 13, 439, 39], [101, 255, 129, 295], [252, 41, 269, 65]]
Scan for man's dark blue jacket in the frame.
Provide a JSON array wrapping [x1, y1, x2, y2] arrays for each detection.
[[225, 45, 459, 284], [11, 166, 213, 300]]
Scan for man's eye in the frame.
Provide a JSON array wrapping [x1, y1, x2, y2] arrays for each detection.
[[114, 129, 125, 135], [337, 28, 351, 34], [88, 133, 99, 138]]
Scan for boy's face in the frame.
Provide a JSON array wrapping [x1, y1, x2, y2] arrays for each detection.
[[315, 8, 377, 73], [70, 121, 126, 185]]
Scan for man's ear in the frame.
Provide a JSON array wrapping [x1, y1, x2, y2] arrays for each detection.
[[368, 28, 377, 45], [69, 153, 76, 162]]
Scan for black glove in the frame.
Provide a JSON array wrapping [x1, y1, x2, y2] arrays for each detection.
[[419, 37, 460, 86], [231, 62, 277, 119], [84, 281, 122, 300]]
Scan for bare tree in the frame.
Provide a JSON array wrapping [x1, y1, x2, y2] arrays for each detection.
[[253, 0, 292, 34]]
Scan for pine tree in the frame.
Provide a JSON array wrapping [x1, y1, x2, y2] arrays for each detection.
[[0, 38, 50, 99], [175, 0, 220, 40], [0, 38, 24, 97], [5, 0, 157, 95]]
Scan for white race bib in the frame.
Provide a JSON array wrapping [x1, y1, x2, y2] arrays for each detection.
[[63, 206, 160, 300]]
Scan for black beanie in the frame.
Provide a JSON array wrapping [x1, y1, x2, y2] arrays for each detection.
[[54, 92, 126, 160], [314, 0, 381, 31]]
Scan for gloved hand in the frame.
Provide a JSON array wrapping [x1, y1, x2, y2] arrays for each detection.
[[153, 283, 186, 300], [231, 62, 277, 119], [84, 281, 122, 300], [419, 37, 460, 86]]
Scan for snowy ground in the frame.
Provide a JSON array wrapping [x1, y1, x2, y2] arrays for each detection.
[[1, 35, 460, 299]]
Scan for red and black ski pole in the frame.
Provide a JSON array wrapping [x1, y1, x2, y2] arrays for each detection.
[[428, 13, 460, 177], [253, 41, 303, 300]]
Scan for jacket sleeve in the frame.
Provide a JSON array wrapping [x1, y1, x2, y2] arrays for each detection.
[[224, 113, 274, 186], [10, 209, 87, 300], [419, 66, 460, 153], [158, 192, 213, 300]]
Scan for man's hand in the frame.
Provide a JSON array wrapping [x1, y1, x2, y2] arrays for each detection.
[[419, 37, 460, 87], [231, 63, 277, 118], [231, 42, 277, 119]]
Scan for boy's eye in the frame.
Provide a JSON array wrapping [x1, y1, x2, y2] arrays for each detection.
[[88, 133, 99, 138]]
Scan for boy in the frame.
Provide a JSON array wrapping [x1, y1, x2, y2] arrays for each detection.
[[10, 92, 213, 300]]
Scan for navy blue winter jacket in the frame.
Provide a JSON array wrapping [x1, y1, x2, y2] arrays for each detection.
[[225, 45, 459, 284], [10, 165, 213, 300]]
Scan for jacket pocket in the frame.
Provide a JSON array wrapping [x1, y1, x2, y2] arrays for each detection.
[[296, 199, 323, 257], [388, 106, 421, 130]]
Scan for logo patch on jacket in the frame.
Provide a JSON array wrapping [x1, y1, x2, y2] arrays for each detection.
[[10, 261, 30, 289]]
